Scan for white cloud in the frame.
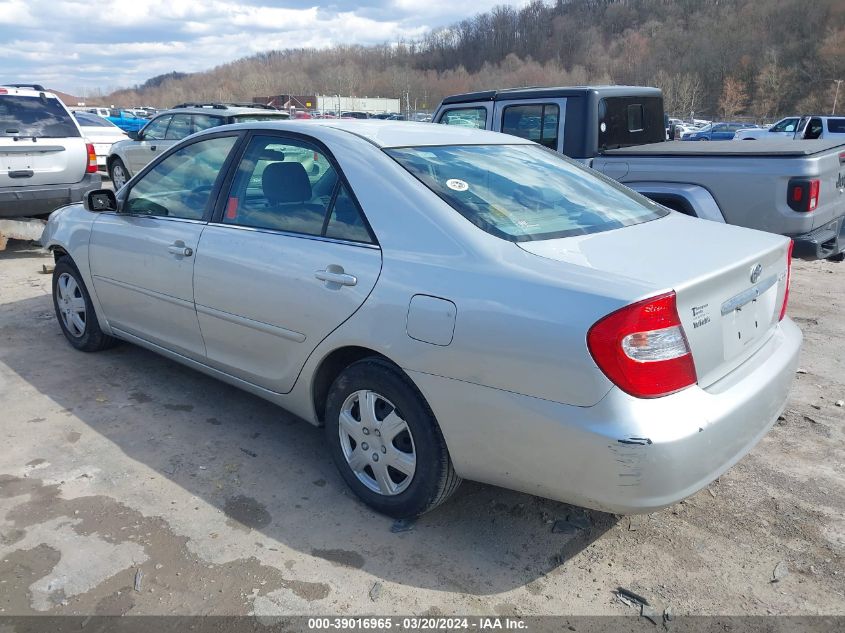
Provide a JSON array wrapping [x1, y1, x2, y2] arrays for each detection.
[[0, 0, 529, 94]]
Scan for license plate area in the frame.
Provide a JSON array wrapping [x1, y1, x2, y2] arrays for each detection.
[[721, 275, 780, 359]]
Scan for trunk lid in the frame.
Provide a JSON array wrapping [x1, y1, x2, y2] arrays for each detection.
[[518, 213, 790, 388]]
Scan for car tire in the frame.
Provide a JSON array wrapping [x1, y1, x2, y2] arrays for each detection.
[[109, 158, 129, 190], [52, 257, 117, 352], [828, 252, 845, 262], [325, 357, 461, 518]]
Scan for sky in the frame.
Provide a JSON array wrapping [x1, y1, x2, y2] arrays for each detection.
[[0, 0, 527, 96]]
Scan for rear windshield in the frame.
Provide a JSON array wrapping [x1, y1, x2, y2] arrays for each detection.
[[387, 144, 667, 242], [598, 96, 664, 150], [0, 95, 80, 138], [74, 112, 113, 127]]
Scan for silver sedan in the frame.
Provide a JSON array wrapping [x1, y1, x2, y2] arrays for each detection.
[[41, 121, 802, 518]]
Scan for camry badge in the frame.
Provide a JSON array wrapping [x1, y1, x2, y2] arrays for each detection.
[[750, 263, 763, 284]]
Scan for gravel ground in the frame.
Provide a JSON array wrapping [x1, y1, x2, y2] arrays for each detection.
[[0, 240, 842, 618]]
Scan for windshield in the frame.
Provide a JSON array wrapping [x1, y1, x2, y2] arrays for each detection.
[[0, 95, 80, 138], [387, 144, 667, 242]]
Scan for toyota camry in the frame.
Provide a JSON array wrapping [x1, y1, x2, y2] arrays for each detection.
[[41, 120, 802, 518]]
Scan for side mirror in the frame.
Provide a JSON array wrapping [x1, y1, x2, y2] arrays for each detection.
[[84, 189, 118, 213], [127, 130, 140, 140]]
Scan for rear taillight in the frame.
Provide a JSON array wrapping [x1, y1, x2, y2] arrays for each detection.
[[587, 291, 697, 399], [779, 240, 793, 321], [787, 178, 820, 212], [0, 88, 7, 94], [85, 143, 97, 173]]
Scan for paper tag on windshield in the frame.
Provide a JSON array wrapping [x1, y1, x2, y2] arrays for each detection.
[[446, 179, 469, 192]]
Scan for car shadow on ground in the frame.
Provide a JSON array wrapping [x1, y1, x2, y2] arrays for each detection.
[[0, 283, 617, 596]]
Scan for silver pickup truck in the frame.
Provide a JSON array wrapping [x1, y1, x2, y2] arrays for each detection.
[[592, 140, 845, 261], [433, 87, 845, 261]]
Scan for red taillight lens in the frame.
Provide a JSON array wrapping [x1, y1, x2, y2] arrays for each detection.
[[779, 240, 793, 321], [787, 178, 820, 212], [587, 291, 697, 399], [0, 88, 7, 94], [85, 143, 98, 173]]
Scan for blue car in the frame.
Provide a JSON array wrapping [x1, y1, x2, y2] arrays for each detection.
[[682, 122, 757, 141], [104, 109, 147, 133]]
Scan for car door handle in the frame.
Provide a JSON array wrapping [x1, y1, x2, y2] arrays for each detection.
[[315, 268, 357, 286], [167, 244, 193, 257], [150, 145, 157, 151]]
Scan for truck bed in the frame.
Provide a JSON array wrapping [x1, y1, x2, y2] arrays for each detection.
[[601, 139, 845, 157]]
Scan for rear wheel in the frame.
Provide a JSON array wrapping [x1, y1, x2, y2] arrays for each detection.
[[325, 358, 461, 518], [52, 258, 117, 352], [829, 252, 845, 262], [109, 158, 129, 190]]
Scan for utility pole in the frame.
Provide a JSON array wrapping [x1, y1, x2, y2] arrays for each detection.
[[833, 80, 843, 115]]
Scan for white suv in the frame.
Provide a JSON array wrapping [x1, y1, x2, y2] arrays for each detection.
[[0, 84, 101, 218]]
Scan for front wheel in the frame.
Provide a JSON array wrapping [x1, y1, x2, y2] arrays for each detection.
[[109, 158, 129, 190], [52, 258, 117, 352], [325, 358, 461, 518]]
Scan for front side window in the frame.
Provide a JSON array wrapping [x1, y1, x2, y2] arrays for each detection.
[[124, 135, 237, 219], [772, 118, 798, 133], [388, 144, 667, 242], [142, 115, 171, 140], [502, 104, 559, 149], [439, 107, 487, 129], [223, 135, 372, 242], [0, 96, 79, 138]]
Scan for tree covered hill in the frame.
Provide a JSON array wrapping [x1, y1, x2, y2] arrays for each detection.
[[104, 0, 845, 120]]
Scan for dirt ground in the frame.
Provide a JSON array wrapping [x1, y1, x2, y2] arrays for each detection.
[[0, 239, 842, 618]]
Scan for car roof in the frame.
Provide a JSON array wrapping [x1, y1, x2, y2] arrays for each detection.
[[441, 85, 662, 105], [213, 119, 535, 148], [159, 103, 289, 117], [0, 85, 60, 99]]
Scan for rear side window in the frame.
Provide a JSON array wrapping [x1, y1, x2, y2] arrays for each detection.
[[0, 95, 79, 138], [388, 144, 667, 242], [598, 96, 664, 149], [828, 118, 845, 133], [439, 107, 487, 129], [223, 135, 372, 243], [501, 104, 559, 149]]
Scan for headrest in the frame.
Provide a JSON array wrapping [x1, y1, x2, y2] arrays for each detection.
[[262, 162, 311, 204]]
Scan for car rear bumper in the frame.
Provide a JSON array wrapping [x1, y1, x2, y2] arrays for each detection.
[[410, 318, 802, 514], [791, 215, 845, 260], [0, 173, 101, 218]]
